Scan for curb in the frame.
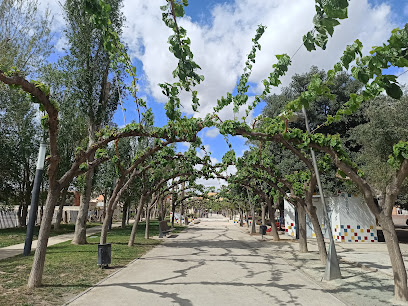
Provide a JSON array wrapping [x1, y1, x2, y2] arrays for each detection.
[[63, 254, 142, 305], [64, 226, 188, 305]]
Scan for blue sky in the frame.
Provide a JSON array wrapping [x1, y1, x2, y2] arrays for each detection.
[[43, 0, 408, 189]]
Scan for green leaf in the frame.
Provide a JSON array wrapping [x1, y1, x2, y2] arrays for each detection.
[[385, 83, 403, 99], [357, 70, 369, 84]]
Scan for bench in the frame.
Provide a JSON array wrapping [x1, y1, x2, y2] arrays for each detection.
[[159, 220, 174, 238]]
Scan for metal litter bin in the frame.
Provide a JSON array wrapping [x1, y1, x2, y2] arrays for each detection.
[[98, 243, 111, 268], [260, 225, 267, 235]]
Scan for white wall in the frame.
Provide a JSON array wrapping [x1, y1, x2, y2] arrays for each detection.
[[284, 200, 297, 237], [306, 196, 333, 239], [331, 194, 378, 243], [284, 193, 378, 243]]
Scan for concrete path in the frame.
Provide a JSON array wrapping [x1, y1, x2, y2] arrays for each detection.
[[0, 223, 120, 260], [67, 215, 344, 306]]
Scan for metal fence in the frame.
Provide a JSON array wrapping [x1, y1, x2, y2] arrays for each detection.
[[0, 208, 19, 229]]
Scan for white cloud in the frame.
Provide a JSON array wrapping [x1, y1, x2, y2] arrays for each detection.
[[205, 127, 220, 138], [119, 0, 398, 190], [55, 36, 68, 52], [38, 0, 401, 190], [238, 148, 248, 158], [197, 144, 211, 158], [195, 177, 226, 190], [180, 142, 191, 150], [41, 0, 398, 120], [226, 165, 237, 176], [39, 1, 65, 31], [122, 0, 397, 122], [398, 69, 408, 88]]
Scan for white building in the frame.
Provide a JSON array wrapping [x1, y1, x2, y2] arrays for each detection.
[[284, 193, 378, 243]]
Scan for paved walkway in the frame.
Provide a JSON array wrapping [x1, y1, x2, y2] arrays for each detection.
[[0, 223, 120, 260], [67, 215, 345, 306]]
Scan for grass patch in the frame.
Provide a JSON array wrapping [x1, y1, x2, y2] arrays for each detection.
[[0, 223, 100, 248], [0, 221, 185, 305]]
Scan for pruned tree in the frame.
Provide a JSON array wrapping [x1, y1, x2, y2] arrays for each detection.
[[63, 0, 126, 245]]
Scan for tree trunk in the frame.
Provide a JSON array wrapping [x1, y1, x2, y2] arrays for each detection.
[[180, 203, 184, 224], [171, 201, 176, 228], [270, 207, 280, 241], [23, 165, 32, 227], [152, 203, 158, 220], [100, 187, 126, 245], [246, 211, 249, 228], [261, 204, 266, 225], [239, 210, 243, 227], [158, 197, 163, 221], [21, 201, 28, 227], [308, 205, 327, 263], [18, 164, 31, 227], [279, 197, 284, 230], [102, 192, 107, 222], [100, 209, 112, 245], [121, 199, 129, 228], [297, 204, 308, 253], [127, 203, 130, 225], [145, 206, 151, 239], [18, 169, 31, 227], [267, 199, 273, 223], [379, 214, 408, 301], [17, 205, 24, 227], [100, 191, 122, 244], [28, 188, 60, 288], [251, 205, 256, 234], [163, 201, 167, 220], [72, 169, 93, 244], [72, 124, 96, 245], [54, 188, 68, 230], [181, 182, 185, 223], [128, 196, 145, 247]]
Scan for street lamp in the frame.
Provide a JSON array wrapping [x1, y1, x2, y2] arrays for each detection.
[[301, 106, 341, 280], [281, 108, 341, 280], [23, 142, 47, 256]]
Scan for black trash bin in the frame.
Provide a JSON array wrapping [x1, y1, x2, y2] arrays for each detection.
[[260, 225, 267, 235], [98, 243, 111, 268]]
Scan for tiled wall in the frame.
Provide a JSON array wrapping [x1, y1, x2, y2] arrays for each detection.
[[285, 222, 296, 237], [333, 224, 378, 242]]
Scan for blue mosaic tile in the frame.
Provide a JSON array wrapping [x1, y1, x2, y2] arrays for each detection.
[[344, 229, 348, 232], [357, 225, 361, 229], [371, 233, 374, 236], [358, 236, 361, 240], [340, 225, 344, 229]]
